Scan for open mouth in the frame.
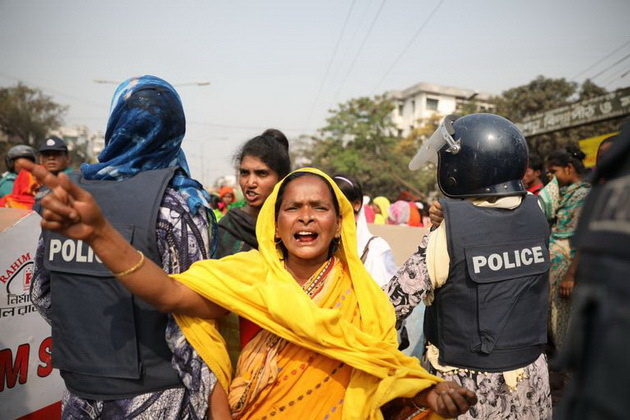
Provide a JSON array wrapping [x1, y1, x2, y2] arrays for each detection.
[[294, 231, 319, 242], [245, 191, 258, 200]]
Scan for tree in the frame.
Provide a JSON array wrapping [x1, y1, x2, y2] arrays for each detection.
[[0, 83, 67, 147], [493, 75, 577, 122], [492, 76, 617, 158], [307, 95, 436, 200]]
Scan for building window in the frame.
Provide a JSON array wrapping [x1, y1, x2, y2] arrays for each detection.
[[426, 98, 439, 111], [411, 100, 416, 115], [398, 104, 404, 116]]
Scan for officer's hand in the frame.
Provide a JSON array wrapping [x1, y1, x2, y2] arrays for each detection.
[[429, 201, 444, 228], [23, 161, 106, 242], [414, 381, 477, 418]]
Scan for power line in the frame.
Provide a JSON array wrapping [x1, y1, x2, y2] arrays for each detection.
[[303, 0, 358, 132], [372, 0, 446, 93], [604, 67, 630, 88], [600, 64, 630, 84], [187, 120, 304, 133], [572, 39, 630, 80], [332, 0, 388, 104], [590, 51, 630, 80]]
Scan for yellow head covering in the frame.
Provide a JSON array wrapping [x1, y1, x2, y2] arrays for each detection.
[[172, 168, 441, 419], [373, 196, 391, 220]]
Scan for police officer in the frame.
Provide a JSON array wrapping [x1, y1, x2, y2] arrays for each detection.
[[558, 121, 630, 420], [30, 76, 222, 419], [385, 113, 552, 419], [38, 136, 72, 175], [0, 144, 37, 198]]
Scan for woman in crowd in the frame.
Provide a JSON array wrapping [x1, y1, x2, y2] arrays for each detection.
[[539, 145, 590, 351], [218, 186, 236, 216], [215, 129, 290, 258], [29, 75, 222, 419], [29, 162, 477, 419], [215, 129, 291, 366], [332, 174, 397, 287], [333, 175, 426, 361], [388, 113, 552, 419], [372, 196, 390, 225]]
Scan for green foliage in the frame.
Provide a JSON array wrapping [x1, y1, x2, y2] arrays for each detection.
[[492, 76, 617, 158], [493, 75, 577, 122], [305, 95, 436, 200], [0, 83, 67, 147]]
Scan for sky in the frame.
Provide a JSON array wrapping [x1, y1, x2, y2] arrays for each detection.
[[1, 0, 629, 186]]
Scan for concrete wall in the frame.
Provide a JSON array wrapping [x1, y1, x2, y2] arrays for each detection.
[[367, 223, 429, 267]]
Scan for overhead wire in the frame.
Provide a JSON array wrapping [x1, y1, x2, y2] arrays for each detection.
[[572, 39, 630, 80], [302, 0, 358, 132], [372, 0, 447, 94], [604, 67, 630, 88], [590, 51, 630, 81], [187, 120, 304, 134], [331, 0, 388, 105]]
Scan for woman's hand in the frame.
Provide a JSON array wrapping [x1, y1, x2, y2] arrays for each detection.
[[24, 161, 106, 243], [558, 279, 574, 298], [414, 381, 477, 418], [429, 201, 444, 228], [559, 256, 579, 299]]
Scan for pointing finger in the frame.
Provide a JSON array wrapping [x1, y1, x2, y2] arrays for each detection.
[[21, 161, 61, 191], [59, 172, 92, 203]]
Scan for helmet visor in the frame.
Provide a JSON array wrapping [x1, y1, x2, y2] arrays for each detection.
[[408, 114, 460, 170]]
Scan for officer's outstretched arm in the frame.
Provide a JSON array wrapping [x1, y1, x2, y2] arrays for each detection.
[[24, 161, 228, 319]]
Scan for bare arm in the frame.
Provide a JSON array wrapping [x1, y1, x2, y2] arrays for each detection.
[[26, 161, 227, 319]]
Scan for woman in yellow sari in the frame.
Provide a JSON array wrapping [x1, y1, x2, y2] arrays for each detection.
[[28, 162, 476, 419]]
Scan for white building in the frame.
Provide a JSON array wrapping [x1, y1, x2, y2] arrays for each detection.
[[50, 125, 105, 162], [388, 82, 495, 136]]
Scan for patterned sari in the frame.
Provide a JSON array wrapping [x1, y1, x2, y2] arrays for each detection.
[[539, 176, 590, 350], [172, 168, 442, 420], [229, 258, 353, 419]]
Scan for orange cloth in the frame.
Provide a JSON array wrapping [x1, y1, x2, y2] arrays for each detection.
[[219, 186, 235, 199], [408, 202, 422, 227], [0, 171, 40, 209], [230, 258, 354, 419]]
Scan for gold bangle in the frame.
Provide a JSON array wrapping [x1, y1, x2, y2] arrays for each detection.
[[409, 397, 426, 412], [113, 250, 145, 277]]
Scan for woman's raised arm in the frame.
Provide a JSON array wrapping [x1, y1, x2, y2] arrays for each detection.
[[25, 161, 227, 319]]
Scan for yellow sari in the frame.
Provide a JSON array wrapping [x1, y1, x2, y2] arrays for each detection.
[[172, 168, 442, 419]]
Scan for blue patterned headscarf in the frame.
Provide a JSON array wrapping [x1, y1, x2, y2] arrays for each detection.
[[81, 75, 212, 218]]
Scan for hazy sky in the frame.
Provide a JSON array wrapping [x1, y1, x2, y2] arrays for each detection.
[[2, 0, 629, 186]]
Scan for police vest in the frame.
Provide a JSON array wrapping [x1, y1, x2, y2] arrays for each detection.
[[559, 150, 630, 419], [424, 195, 550, 372], [42, 168, 182, 400]]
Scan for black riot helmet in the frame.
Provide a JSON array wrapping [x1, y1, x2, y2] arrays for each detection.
[[5, 144, 38, 173], [409, 113, 528, 198]]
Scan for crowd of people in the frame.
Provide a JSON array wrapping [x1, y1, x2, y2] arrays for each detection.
[[1, 74, 626, 419]]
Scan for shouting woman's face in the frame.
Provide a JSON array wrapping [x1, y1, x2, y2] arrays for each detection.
[[275, 175, 341, 268], [239, 155, 280, 209]]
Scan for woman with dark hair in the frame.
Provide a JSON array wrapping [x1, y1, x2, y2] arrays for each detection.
[[539, 145, 590, 351], [28, 164, 478, 419], [215, 129, 291, 258], [215, 129, 291, 367], [332, 174, 397, 287]]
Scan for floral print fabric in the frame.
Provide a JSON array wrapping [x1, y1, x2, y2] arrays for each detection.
[[31, 187, 216, 419], [385, 233, 552, 419]]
